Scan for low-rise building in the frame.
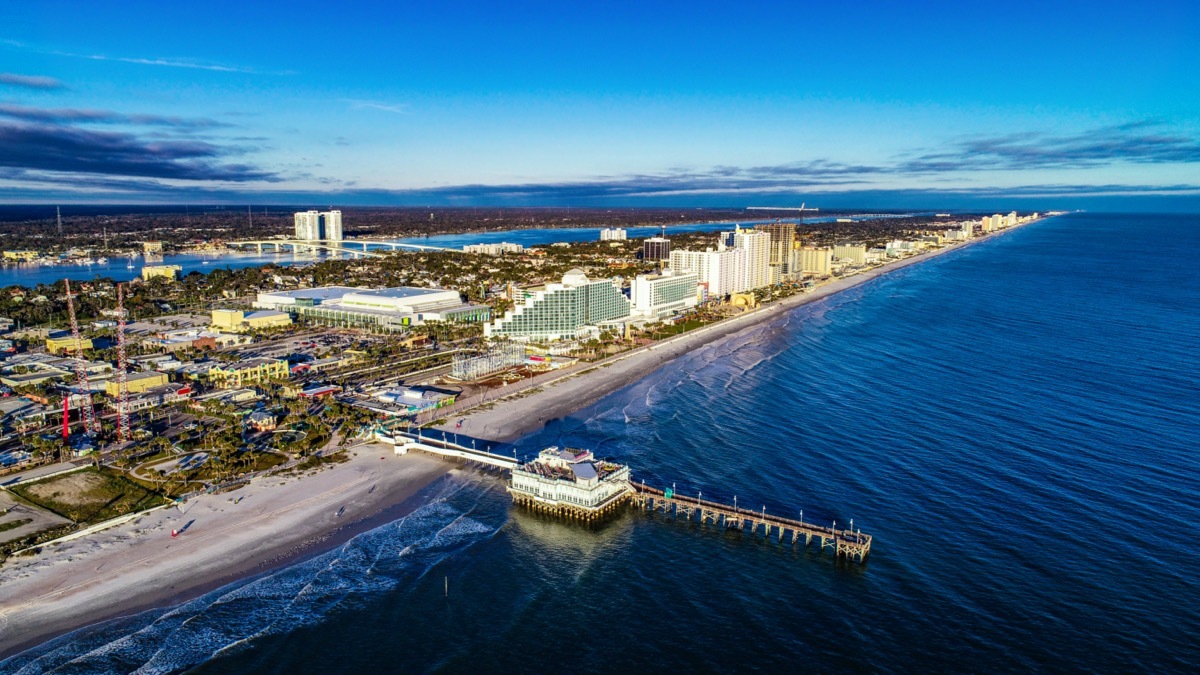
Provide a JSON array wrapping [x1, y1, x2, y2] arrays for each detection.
[[106, 370, 169, 396], [507, 446, 632, 518], [207, 358, 289, 388], [463, 242, 524, 255], [211, 309, 294, 333], [253, 286, 489, 331], [142, 265, 182, 281], [247, 411, 277, 431], [3, 250, 39, 262], [46, 335, 92, 355]]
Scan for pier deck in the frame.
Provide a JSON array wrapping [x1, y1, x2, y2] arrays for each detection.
[[631, 483, 871, 562]]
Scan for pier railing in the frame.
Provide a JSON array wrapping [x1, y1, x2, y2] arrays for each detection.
[[631, 483, 872, 563]]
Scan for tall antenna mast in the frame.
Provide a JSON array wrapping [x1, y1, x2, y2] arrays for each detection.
[[248, 205, 253, 229], [64, 279, 99, 435], [57, 206, 63, 236], [115, 284, 131, 443]]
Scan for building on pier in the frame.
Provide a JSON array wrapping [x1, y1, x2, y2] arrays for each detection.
[[508, 446, 632, 520]]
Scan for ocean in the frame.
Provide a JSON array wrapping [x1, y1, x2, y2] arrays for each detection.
[[4, 213, 1198, 673]]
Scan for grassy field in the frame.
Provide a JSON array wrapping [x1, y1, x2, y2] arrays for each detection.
[[9, 467, 168, 525], [0, 518, 32, 534]]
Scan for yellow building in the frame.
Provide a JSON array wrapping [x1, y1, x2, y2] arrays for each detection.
[[143, 241, 164, 254], [142, 264, 182, 281], [210, 309, 293, 333], [208, 358, 289, 388], [106, 370, 169, 396], [3, 250, 39, 262], [46, 336, 92, 355], [796, 246, 833, 276]]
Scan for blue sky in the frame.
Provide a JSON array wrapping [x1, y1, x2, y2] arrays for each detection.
[[1, 1, 1198, 209]]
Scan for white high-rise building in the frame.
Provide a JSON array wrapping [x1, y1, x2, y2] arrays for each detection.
[[321, 210, 343, 242], [600, 227, 627, 241], [961, 221, 974, 239], [670, 248, 746, 299], [294, 211, 321, 240], [732, 229, 772, 290]]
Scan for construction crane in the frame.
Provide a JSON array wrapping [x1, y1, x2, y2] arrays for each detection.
[[64, 279, 99, 435], [115, 283, 131, 443]]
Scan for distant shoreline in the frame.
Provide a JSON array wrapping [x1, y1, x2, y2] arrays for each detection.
[[0, 217, 1042, 663], [438, 218, 1044, 443]]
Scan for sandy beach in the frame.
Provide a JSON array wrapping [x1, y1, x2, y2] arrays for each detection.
[[0, 447, 454, 659], [441, 223, 1035, 443], [0, 219, 1036, 661]]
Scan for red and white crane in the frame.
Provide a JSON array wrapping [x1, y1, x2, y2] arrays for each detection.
[[64, 279, 99, 435], [115, 283, 131, 442]]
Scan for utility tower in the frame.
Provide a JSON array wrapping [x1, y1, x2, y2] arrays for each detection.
[[64, 279, 99, 434], [115, 284, 131, 442], [56, 206, 63, 236]]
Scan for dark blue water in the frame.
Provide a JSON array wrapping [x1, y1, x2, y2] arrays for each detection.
[[5, 213, 1198, 673]]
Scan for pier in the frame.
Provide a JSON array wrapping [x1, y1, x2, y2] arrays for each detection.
[[376, 430, 872, 563], [631, 483, 872, 562]]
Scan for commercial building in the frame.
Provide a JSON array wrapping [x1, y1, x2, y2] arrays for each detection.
[[143, 241, 164, 254], [208, 358, 289, 388], [795, 247, 833, 276], [210, 309, 294, 333], [253, 286, 489, 331], [508, 446, 632, 519], [3, 250, 38, 262], [642, 237, 671, 261], [485, 269, 631, 341], [46, 335, 92, 355], [670, 248, 746, 299], [832, 245, 867, 265], [463, 242, 524, 255], [105, 370, 169, 397], [293, 210, 342, 242], [630, 271, 699, 319]]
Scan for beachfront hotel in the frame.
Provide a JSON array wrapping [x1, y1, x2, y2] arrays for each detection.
[[484, 269, 632, 341], [630, 270, 699, 320]]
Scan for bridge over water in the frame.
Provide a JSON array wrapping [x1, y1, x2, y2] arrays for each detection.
[[226, 239, 459, 257]]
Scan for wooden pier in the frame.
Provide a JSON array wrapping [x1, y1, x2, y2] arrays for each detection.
[[631, 483, 872, 563]]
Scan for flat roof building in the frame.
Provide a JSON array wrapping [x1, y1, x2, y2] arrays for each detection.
[[254, 286, 489, 331], [630, 271, 699, 320]]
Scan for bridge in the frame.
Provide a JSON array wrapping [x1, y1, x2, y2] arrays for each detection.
[[631, 483, 872, 562], [374, 427, 518, 470], [226, 239, 459, 257]]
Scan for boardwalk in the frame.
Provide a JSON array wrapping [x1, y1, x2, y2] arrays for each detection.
[[631, 483, 872, 562]]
